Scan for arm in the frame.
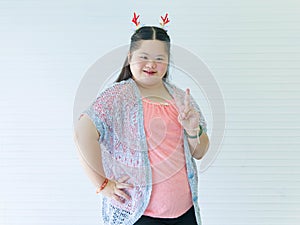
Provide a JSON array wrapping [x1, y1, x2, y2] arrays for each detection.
[[177, 88, 210, 160], [74, 114, 132, 202], [186, 129, 210, 160], [74, 114, 106, 188]]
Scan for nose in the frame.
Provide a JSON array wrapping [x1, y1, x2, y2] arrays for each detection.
[[145, 60, 156, 69]]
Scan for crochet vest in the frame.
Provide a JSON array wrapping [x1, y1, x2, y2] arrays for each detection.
[[84, 78, 207, 224]]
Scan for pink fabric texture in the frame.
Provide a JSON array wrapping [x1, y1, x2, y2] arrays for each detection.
[[142, 97, 193, 218]]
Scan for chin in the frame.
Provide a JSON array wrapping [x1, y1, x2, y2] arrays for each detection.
[[135, 76, 163, 86]]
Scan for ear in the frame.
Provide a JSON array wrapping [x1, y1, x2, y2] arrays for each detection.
[[127, 52, 132, 64]]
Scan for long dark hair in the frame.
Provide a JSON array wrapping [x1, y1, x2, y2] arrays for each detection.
[[115, 26, 171, 82]]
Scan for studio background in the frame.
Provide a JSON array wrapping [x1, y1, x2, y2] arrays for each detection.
[[0, 0, 299, 224]]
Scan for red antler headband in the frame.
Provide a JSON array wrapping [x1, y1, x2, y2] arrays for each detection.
[[131, 12, 170, 31], [160, 13, 170, 28], [131, 12, 141, 29]]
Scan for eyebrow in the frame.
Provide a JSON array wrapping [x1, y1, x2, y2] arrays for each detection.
[[140, 52, 166, 57]]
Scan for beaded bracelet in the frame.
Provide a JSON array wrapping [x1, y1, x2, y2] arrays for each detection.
[[96, 178, 109, 194], [184, 125, 203, 144]]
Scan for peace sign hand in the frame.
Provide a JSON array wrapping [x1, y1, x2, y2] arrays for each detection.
[[177, 88, 200, 133]]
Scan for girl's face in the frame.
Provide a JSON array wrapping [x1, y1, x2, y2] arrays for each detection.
[[129, 40, 169, 87]]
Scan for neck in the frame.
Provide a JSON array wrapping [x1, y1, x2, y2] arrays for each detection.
[[135, 80, 165, 91], [134, 79, 172, 100]]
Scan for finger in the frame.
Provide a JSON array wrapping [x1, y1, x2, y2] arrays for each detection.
[[115, 189, 131, 200], [184, 88, 191, 110], [117, 175, 134, 189], [116, 182, 134, 189], [112, 194, 125, 203], [182, 89, 192, 119], [178, 114, 182, 124], [183, 108, 192, 116], [118, 175, 130, 183]]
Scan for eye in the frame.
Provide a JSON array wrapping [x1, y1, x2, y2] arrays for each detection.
[[140, 55, 148, 60], [156, 57, 164, 61]]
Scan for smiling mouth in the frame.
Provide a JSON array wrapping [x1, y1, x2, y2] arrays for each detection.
[[143, 70, 156, 75]]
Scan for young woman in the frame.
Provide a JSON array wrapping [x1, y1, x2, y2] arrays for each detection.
[[74, 26, 209, 225]]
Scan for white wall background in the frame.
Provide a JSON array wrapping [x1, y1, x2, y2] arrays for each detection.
[[1, 0, 299, 224]]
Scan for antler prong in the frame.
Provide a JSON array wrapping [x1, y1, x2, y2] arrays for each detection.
[[160, 13, 170, 27], [132, 12, 140, 27]]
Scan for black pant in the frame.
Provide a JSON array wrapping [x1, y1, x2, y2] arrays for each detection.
[[134, 206, 198, 225]]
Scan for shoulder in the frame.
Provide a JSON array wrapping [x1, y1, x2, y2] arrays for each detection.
[[97, 79, 135, 100]]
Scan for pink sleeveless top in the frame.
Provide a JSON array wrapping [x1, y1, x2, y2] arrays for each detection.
[[142, 97, 193, 218]]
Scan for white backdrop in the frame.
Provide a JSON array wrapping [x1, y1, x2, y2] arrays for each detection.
[[1, 0, 300, 224]]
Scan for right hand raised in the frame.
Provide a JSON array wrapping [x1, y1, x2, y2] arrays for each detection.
[[99, 176, 134, 203]]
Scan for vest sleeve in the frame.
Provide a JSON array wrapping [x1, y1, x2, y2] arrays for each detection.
[[80, 89, 113, 142], [189, 94, 208, 133]]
